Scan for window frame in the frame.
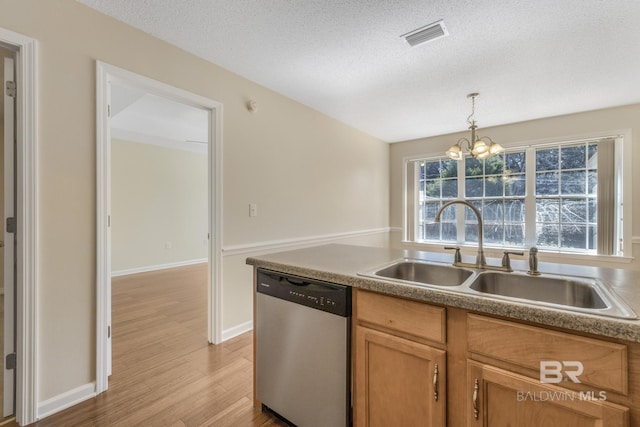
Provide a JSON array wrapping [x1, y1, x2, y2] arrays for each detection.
[[402, 130, 633, 264]]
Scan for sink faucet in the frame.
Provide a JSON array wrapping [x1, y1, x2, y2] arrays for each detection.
[[435, 200, 486, 268], [435, 199, 523, 271]]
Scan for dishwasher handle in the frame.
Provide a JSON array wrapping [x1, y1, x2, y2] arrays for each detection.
[[283, 276, 307, 286]]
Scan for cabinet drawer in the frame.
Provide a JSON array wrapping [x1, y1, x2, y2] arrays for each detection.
[[356, 290, 446, 343], [467, 314, 628, 394]]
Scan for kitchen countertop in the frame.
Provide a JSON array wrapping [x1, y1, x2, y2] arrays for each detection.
[[246, 244, 640, 343]]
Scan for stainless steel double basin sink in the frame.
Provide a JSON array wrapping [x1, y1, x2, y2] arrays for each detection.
[[360, 259, 637, 319]]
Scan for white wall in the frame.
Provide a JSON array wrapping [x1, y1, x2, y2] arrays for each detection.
[[111, 139, 208, 274], [390, 104, 640, 270], [0, 0, 389, 408]]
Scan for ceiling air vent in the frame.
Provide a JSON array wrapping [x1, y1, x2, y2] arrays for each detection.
[[402, 20, 448, 47]]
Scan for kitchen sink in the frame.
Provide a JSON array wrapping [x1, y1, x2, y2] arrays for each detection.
[[366, 260, 474, 287], [360, 259, 636, 319], [469, 271, 637, 319]]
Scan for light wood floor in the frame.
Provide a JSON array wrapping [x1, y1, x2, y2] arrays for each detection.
[[0, 293, 11, 425], [1, 294, 4, 420], [16, 264, 285, 427]]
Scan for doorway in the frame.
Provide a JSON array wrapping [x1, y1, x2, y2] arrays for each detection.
[[95, 62, 223, 393], [109, 84, 210, 278]]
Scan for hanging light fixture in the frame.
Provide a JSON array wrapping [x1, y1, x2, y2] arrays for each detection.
[[446, 93, 504, 161]]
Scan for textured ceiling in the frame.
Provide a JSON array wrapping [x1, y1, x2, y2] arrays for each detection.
[[79, 0, 640, 143]]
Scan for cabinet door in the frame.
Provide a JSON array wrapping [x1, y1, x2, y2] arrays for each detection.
[[355, 326, 446, 427], [467, 361, 629, 427]]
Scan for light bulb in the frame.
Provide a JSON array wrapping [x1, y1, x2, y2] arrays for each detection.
[[471, 140, 488, 155], [475, 150, 490, 160], [489, 142, 504, 155], [446, 145, 463, 160]]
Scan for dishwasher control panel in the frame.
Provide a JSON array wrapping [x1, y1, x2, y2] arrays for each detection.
[[257, 269, 351, 317]]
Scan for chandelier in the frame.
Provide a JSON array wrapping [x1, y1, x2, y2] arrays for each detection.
[[446, 93, 504, 161]]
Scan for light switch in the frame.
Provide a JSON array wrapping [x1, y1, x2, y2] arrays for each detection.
[[249, 203, 258, 217]]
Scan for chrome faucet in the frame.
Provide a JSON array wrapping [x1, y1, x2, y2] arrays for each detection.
[[435, 200, 486, 268], [435, 199, 523, 271]]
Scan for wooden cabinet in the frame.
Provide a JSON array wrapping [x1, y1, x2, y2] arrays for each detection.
[[467, 314, 628, 394], [466, 314, 630, 426], [353, 290, 446, 426], [356, 289, 446, 344], [352, 289, 636, 426], [467, 361, 629, 427], [355, 326, 446, 426]]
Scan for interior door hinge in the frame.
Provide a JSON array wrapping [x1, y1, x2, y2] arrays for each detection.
[[5, 81, 16, 98], [108, 104, 111, 118], [5, 353, 16, 370], [6, 217, 16, 233], [108, 326, 111, 339]]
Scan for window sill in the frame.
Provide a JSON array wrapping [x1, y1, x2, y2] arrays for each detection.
[[400, 240, 634, 266]]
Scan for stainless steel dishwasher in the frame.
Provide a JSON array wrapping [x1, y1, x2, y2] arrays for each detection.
[[256, 269, 351, 427]]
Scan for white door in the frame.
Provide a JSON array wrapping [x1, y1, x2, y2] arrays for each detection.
[[3, 56, 16, 418]]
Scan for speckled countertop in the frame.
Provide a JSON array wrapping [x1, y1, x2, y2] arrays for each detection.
[[246, 244, 640, 343]]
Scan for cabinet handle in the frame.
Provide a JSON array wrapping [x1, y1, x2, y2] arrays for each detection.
[[472, 379, 479, 420], [433, 363, 439, 401]]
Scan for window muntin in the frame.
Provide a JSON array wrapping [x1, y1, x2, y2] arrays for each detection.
[[409, 138, 619, 256]]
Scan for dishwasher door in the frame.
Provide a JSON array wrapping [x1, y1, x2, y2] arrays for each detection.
[[256, 272, 350, 427]]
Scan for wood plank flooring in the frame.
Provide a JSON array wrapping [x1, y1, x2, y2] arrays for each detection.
[[0, 293, 13, 425], [18, 264, 286, 427]]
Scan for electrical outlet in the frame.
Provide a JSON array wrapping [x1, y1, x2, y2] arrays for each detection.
[[249, 203, 258, 217], [165, 241, 172, 249]]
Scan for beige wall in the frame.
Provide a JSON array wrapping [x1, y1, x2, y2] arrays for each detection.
[[390, 104, 640, 269], [111, 140, 208, 273], [0, 0, 389, 405]]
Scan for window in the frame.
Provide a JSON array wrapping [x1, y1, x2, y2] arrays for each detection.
[[534, 143, 598, 250], [405, 137, 624, 257], [418, 158, 458, 241]]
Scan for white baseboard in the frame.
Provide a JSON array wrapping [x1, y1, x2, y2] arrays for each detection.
[[37, 382, 96, 421], [111, 258, 208, 277], [221, 320, 253, 341]]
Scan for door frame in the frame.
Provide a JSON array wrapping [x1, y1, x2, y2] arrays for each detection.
[[0, 27, 38, 425], [95, 61, 223, 394], [4, 54, 16, 418]]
